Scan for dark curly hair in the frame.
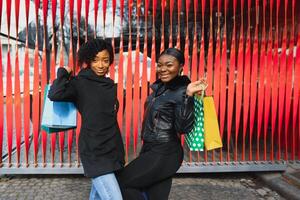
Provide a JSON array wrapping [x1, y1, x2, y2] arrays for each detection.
[[77, 38, 114, 67]]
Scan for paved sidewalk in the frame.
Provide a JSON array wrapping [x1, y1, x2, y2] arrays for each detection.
[[0, 173, 284, 200], [256, 163, 300, 200]]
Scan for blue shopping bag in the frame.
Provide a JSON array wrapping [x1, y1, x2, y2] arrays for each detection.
[[41, 84, 77, 133]]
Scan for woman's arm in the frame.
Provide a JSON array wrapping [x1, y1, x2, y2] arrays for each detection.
[[175, 79, 207, 134], [174, 91, 195, 134], [48, 68, 77, 102]]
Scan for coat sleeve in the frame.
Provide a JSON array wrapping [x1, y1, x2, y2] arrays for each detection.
[[174, 90, 194, 134], [48, 68, 77, 102]]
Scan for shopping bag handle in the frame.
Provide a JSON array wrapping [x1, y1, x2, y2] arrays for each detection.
[[200, 83, 207, 100]]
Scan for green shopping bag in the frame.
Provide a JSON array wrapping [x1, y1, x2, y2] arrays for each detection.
[[185, 95, 205, 151]]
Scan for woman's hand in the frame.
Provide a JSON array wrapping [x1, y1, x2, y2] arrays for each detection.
[[186, 78, 208, 96]]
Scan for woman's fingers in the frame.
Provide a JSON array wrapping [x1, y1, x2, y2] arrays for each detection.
[[187, 79, 208, 96]]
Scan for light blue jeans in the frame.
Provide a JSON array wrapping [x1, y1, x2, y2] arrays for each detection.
[[89, 173, 123, 200]]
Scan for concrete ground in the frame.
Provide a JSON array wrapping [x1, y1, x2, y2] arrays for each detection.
[[256, 162, 300, 200], [0, 173, 284, 200]]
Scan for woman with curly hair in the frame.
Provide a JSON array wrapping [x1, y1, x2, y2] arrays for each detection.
[[48, 38, 124, 200]]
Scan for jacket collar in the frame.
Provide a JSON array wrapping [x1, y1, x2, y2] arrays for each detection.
[[78, 68, 114, 85], [150, 75, 191, 92]]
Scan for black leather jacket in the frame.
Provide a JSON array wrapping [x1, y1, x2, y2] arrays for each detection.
[[141, 76, 194, 143]]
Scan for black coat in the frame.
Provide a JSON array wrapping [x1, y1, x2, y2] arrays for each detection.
[[142, 75, 194, 144], [48, 68, 125, 178]]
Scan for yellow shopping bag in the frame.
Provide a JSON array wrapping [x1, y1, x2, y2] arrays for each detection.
[[203, 96, 223, 150]]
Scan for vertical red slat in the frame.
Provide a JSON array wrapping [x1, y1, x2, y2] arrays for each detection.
[[59, 0, 65, 27], [94, 0, 98, 37], [264, 0, 274, 161], [182, 0, 191, 151], [219, 0, 228, 162], [6, 0, 13, 167], [0, 20, 3, 166], [32, 0, 41, 166], [277, 0, 287, 160], [102, 0, 107, 36], [0, 50, 2, 165], [271, 0, 280, 161], [75, 0, 82, 167], [242, 0, 252, 161], [160, 0, 166, 53], [110, 0, 116, 80], [67, 0, 75, 166], [207, 0, 214, 162], [85, 0, 90, 41], [14, 0, 22, 166], [69, 0, 74, 32], [58, 0, 66, 166], [169, 0, 174, 47], [41, 51, 47, 167], [25, 0, 30, 27], [112, 0, 116, 23], [140, 0, 149, 123], [235, 0, 244, 161], [117, 0, 125, 139], [183, 0, 190, 76], [284, 0, 293, 161], [198, 0, 205, 79], [295, 18, 300, 160], [76, 0, 82, 53], [117, 35, 124, 131], [40, 0, 48, 167], [190, 0, 198, 82], [248, 0, 259, 161], [50, 0, 57, 167], [42, 0, 48, 26], [0, 0, 3, 166], [75, 72, 82, 166], [227, 0, 236, 162], [257, 0, 267, 161], [51, 0, 57, 80], [23, 0, 31, 167], [0, 0, 2, 30], [125, 0, 133, 162], [120, 0, 124, 21], [214, 0, 221, 161], [290, 0, 296, 161], [214, 0, 221, 117], [33, 0, 40, 165], [206, 0, 213, 97], [15, 0, 20, 30], [133, 0, 141, 157], [188, 0, 198, 162], [150, 0, 157, 84], [199, 0, 206, 162], [176, 0, 181, 48], [6, 52, 13, 166], [5, 0, 13, 166]]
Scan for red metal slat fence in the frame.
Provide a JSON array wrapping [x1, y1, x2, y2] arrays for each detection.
[[0, 0, 298, 173]]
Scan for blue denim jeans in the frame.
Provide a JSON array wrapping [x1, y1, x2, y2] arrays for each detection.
[[89, 173, 123, 200]]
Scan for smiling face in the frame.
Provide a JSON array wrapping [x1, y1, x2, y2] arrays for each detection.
[[157, 54, 183, 83], [90, 50, 110, 76]]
